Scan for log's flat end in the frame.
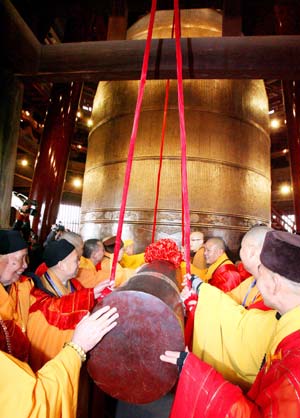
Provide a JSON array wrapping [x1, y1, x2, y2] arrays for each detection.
[[87, 290, 184, 404]]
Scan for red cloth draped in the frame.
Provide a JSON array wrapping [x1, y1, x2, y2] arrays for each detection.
[[170, 331, 300, 418], [183, 294, 198, 350], [237, 262, 252, 282], [210, 263, 241, 292], [0, 319, 30, 362], [29, 279, 95, 330]]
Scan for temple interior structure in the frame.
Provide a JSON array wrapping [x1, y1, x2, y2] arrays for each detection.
[[1, 0, 300, 253]]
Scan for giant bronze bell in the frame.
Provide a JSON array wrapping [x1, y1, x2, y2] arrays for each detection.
[[81, 9, 271, 254]]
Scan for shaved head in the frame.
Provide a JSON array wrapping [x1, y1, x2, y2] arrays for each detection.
[[240, 226, 273, 277]]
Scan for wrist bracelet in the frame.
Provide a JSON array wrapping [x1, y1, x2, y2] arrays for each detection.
[[64, 341, 87, 362]]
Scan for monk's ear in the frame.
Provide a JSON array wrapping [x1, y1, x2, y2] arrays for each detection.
[[57, 260, 65, 271], [272, 273, 282, 295]]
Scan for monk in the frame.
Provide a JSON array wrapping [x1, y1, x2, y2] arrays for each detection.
[[161, 230, 300, 418], [0, 229, 33, 361], [101, 236, 135, 287], [189, 230, 206, 270], [1, 306, 118, 418], [120, 238, 145, 269], [27, 239, 110, 371], [184, 226, 276, 388], [201, 237, 241, 291], [228, 225, 273, 310], [75, 239, 107, 288]]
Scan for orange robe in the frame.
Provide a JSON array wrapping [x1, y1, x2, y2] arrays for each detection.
[[101, 252, 135, 287], [0, 276, 33, 361], [0, 345, 81, 418], [192, 246, 206, 270], [27, 270, 95, 371], [76, 256, 109, 288]]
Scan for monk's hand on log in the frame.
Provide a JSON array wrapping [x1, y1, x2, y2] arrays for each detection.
[[71, 306, 119, 353], [190, 274, 203, 294], [160, 350, 189, 374]]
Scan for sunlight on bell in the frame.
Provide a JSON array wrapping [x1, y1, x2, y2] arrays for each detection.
[[73, 178, 82, 188], [280, 184, 291, 195], [270, 119, 280, 129]]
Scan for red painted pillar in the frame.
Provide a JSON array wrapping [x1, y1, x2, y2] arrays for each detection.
[[30, 9, 107, 242], [274, 1, 300, 232], [30, 81, 82, 240]]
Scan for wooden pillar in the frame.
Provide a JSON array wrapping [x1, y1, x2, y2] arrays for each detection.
[[274, 1, 300, 232], [30, 8, 107, 242], [0, 71, 23, 227], [30, 81, 82, 239]]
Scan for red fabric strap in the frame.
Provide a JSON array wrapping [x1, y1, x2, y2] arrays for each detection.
[[174, 0, 191, 274], [110, 0, 157, 282]]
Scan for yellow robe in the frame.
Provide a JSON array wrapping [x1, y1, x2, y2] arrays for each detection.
[[120, 252, 145, 269], [192, 283, 278, 389], [101, 252, 135, 288], [228, 275, 260, 307], [192, 246, 206, 270], [0, 345, 81, 418], [180, 252, 232, 285], [0, 278, 33, 331], [76, 256, 108, 288]]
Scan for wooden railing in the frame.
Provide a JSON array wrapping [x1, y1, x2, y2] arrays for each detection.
[[271, 206, 296, 233]]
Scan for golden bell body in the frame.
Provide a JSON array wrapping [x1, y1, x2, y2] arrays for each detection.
[[81, 9, 270, 254]]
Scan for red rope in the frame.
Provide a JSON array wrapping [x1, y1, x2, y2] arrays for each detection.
[[151, 79, 169, 243], [174, 0, 191, 274], [152, 16, 175, 243], [110, 0, 157, 282]]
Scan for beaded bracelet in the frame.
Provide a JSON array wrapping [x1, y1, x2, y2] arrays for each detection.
[[64, 341, 87, 362]]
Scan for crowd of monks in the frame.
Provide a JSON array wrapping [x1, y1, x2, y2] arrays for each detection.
[[1, 224, 300, 417]]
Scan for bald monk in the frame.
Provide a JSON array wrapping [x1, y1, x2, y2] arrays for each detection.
[[101, 236, 135, 287], [201, 237, 241, 291], [184, 227, 276, 388], [161, 231, 300, 417], [189, 231, 206, 270], [75, 239, 108, 288]]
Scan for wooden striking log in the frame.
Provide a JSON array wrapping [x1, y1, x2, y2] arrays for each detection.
[[87, 260, 185, 404]]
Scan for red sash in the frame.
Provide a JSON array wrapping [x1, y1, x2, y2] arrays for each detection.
[[0, 319, 30, 362]]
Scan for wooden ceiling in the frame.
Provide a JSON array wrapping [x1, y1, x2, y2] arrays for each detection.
[[6, 0, 298, 213]]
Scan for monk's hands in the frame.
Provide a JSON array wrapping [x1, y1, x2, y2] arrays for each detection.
[[160, 350, 181, 365], [93, 279, 113, 299], [72, 306, 118, 353], [160, 349, 189, 373]]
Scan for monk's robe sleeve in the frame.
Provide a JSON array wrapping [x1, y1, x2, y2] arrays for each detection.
[[169, 353, 257, 418], [0, 345, 81, 418], [192, 283, 277, 388]]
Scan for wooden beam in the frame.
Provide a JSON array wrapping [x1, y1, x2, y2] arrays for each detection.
[[15, 35, 300, 82], [0, 0, 41, 73]]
